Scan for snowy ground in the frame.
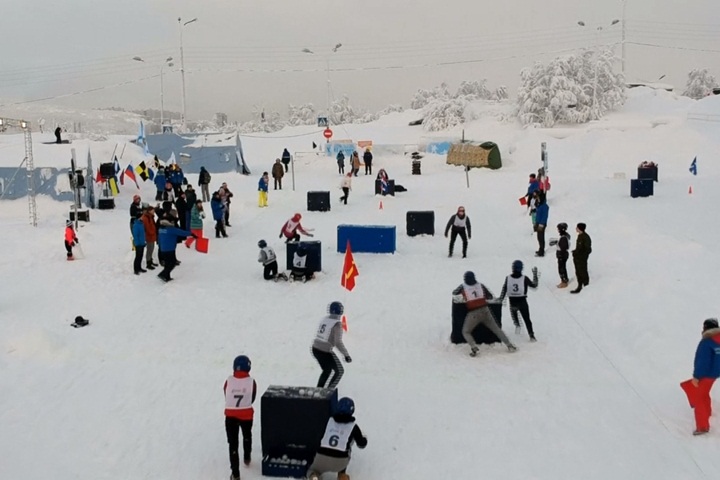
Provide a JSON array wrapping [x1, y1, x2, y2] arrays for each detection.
[[2, 88, 720, 480]]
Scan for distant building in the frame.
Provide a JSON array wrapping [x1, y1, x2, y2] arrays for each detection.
[[215, 112, 228, 127]]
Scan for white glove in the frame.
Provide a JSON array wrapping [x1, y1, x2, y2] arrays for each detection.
[[452, 294, 465, 303]]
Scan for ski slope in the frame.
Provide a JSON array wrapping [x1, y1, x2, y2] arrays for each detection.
[[2, 88, 720, 480]]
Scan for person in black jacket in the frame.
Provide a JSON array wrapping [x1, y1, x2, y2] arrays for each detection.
[[307, 397, 367, 480], [498, 261, 539, 341], [556, 223, 571, 288], [362, 148, 373, 175], [571, 222, 592, 294], [281, 148, 291, 172], [444, 206, 472, 258], [198, 166, 211, 202], [129, 194, 142, 231]]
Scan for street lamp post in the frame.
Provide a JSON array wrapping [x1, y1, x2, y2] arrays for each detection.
[[302, 43, 343, 123], [178, 17, 198, 129], [577, 19, 619, 120], [133, 56, 174, 128]]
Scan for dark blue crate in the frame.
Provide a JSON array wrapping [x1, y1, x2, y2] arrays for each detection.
[[337, 224, 396, 253], [631, 178, 653, 198], [261, 449, 314, 478]]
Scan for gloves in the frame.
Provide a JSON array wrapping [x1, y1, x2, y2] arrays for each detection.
[[532, 267, 538, 276], [72, 242, 76, 247], [75, 238, 79, 243], [307, 233, 314, 238], [444, 233, 448, 238], [344, 356, 352, 363], [452, 294, 465, 303], [279, 233, 283, 239]]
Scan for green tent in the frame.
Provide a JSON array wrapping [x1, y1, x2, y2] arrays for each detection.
[[446, 141, 502, 170]]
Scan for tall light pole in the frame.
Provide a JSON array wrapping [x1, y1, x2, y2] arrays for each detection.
[[133, 56, 174, 128], [302, 43, 343, 123], [178, 17, 198, 129], [578, 19, 620, 120], [621, 0, 627, 75]]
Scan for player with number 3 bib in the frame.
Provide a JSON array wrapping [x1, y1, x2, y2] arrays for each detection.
[[311, 302, 351, 389], [498, 260, 539, 342], [307, 397, 367, 480], [224, 355, 257, 480]]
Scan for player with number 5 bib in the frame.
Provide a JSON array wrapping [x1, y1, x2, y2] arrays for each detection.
[[312, 302, 351, 389], [224, 355, 257, 480], [307, 397, 367, 480]]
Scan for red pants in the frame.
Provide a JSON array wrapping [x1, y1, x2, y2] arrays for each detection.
[[185, 228, 203, 248], [683, 378, 715, 431]]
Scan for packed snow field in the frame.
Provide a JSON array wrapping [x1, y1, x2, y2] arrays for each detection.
[[2, 88, 720, 480]]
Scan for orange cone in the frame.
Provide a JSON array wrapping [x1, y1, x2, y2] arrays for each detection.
[[379, 201, 383, 210], [341, 315, 348, 332], [689, 185, 693, 194]]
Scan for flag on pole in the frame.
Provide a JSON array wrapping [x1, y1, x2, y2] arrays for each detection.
[[95, 168, 103, 183], [108, 177, 120, 196], [135, 161, 150, 181], [168, 152, 177, 165], [689, 157, 697, 176], [113, 156, 121, 176], [125, 164, 140, 188], [148, 167, 155, 181], [137, 121, 145, 146], [341, 240, 359, 291]]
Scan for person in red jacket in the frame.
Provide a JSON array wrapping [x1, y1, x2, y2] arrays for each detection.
[[688, 318, 720, 435], [224, 355, 257, 480], [64, 220, 78, 260], [279, 213, 314, 243]]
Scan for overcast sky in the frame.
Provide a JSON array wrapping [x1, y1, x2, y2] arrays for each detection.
[[1, 0, 718, 122]]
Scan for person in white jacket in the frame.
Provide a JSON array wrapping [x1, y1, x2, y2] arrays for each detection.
[[339, 173, 352, 205]]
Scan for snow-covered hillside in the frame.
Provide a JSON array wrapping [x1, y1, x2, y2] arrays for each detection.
[[2, 88, 720, 480]]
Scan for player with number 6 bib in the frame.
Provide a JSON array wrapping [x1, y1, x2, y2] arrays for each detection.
[[224, 355, 257, 480], [307, 397, 367, 480], [498, 260, 539, 342], [311, 302, 351, 389]]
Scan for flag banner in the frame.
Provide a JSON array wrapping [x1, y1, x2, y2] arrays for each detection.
[[108, 177, 120, 196], [135, 161, 149, 181], [689, 157, 697, 176], [341, 240, 359, 291], [125, 164, 140, 189]]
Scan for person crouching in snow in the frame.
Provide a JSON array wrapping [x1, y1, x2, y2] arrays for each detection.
[[258, 172, 269, 207], [340, 173, 352, 205], [64, 219, 78, 260], [279, 213, 313, 243], [257, 239, 287, 281], [307, 397, 367, 480], [452, 271, 516, 357], [445, 206, 471, 258], [290, 244, 314, 282], [688, 318, 720, 436]]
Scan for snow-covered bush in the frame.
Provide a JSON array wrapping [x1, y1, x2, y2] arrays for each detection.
[[422, 96, 468, 131], [455, 80, 492, 100], [410, 83, 451, 109], [328, 95, 358, 125], [516, 49, 625, 127], [287, 103, 317, 126], [238, 110, 284, 133], [492, 86, 508, 101], [682, 69, 718, 99]]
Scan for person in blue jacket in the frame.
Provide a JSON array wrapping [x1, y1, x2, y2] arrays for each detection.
[[211, 191, 228, 238], [258, 172, 269, 207], [336, 150, 345, 175], [690, 318, 720, 435], [157, 212, 192, 282], [525, 173, 539, 207], [533, 191, 549, 257], [154, 167, 166, 201], [131, 212, 147, 275]]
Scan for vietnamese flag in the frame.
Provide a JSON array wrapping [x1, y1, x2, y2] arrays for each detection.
[[341, 240, 359, 291], [95, 168, 103, 183]]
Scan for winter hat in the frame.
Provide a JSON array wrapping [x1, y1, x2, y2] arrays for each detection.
[[66, 219, 73, 227], [133, 194, 141, 202], [703, 318, 719, 332], [577, 223, 587, 232], [292, 213, 302, 221], [457, 206, 466, 214], [557, 222, 568, 231], [463, 271, 477, 285]]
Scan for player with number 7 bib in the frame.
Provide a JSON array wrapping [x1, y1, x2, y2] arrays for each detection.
[[224, 355, 257, 480]]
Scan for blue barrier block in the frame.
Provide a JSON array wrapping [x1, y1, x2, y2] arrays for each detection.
[[337, 225, 396, 254]]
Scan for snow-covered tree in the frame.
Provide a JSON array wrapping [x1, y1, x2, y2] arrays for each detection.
[[410, 83, 451, 109], [328, 95, 358, 125], [492, 86, 508, 101], [682, 69, 718, 99], [287, 103, 317, 126], [422, 96, 468, 131], [516, 49, 625, 127], [238, 110, 284, 133], [455, 80, 492, 100]]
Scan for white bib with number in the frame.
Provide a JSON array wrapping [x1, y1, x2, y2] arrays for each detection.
[[225, 376, 253, 410], [293, 252, 307, 269], [315, 317, 339, 343], [506, 276, 525, 297], [320, 419, 355, 451], [462, 283, 487, 310]]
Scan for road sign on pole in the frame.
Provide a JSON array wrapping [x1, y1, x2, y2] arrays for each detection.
[[323, 128, 333, 141]]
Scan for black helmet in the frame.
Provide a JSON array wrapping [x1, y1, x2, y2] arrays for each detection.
[[258, 239, 267, 248], [557, 222, 568, 231], [703, 318, 719, 331]]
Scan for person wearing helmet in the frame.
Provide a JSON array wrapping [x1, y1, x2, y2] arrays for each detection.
[[307, 397, 367, 480], [290, 244, 314, 282], [444, 206, 472, 258], [498, 261, 539, 341], [224, 355, 257, 479], [556, 223, 571, 288], [312, 302, 351, 388], [452, 271, 516, 357], [64, 219, 79, 261], [257, 240, 288, 281], [686, 319, 720, 436], [279, 213, 313, 243]]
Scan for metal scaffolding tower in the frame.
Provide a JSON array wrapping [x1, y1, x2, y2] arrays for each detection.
[[0, 117, 37, 226]]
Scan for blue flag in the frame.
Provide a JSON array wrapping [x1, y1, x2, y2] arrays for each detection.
[[689, 157, 697, 176]]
